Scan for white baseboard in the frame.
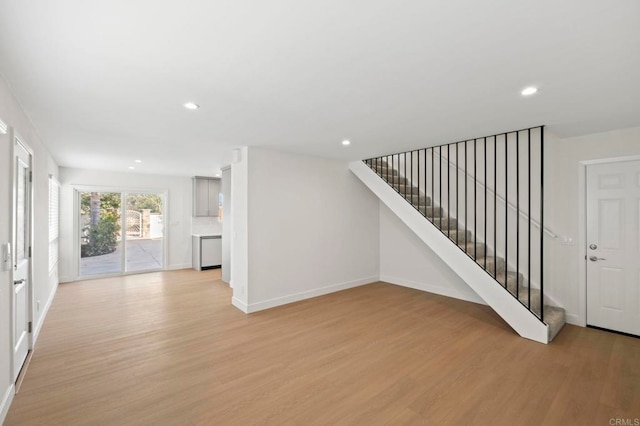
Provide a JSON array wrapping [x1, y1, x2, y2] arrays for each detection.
[[565, 312, 583, 326], [59, 275, 73, 284], [167, 263, 192, 271], [380, 275, 486, 305], [232, 297, 249, 313], [33, 278, 58, 345], [0, 384, 15, 425], [242, 276, 378, 314]]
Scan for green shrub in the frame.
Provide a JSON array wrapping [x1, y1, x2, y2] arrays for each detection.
[[81, 214, 120, 257]]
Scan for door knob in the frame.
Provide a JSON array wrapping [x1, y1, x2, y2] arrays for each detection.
[[589, 256, 606, 262], [13, 278, 25, 285], [589, 244, 597, 250]]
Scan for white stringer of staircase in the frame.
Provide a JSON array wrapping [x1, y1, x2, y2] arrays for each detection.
[[350, 160, 551, 344]]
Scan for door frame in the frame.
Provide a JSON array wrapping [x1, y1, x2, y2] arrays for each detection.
[[71, 185, 169, 280], [578, 154, 640, 328], [9, 129, 34, 382]]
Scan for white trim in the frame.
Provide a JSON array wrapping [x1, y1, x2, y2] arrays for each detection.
[[380, 275, 485, 305], [565, 313, 581, 326], [0, 384, 15, 424], [239, 276, 378, 314], [32, 277, 58, 344], [578, 155, 640, 328], [579, 154, 640, 165], [577, 162, 588, 327], [167, 263, 192, 270], [232, 297, 249, 313]]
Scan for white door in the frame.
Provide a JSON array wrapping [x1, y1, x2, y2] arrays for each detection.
[[13, 139, 32, 379], [586, 160, 640, 336]]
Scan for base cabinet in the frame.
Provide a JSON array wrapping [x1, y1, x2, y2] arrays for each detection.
[[192, 235, 222, 270]]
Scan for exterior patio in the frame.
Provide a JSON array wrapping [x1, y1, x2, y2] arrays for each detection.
[[80, 238, 163, 276]]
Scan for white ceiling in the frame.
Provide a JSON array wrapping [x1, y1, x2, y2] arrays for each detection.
[[0, 0, 639, 176]]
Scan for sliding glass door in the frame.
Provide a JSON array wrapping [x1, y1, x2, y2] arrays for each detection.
[[79, 191, 165, 277], [124, 193, 164, 273]]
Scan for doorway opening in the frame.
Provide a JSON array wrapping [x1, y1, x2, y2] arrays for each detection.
[[78, 191, 165, 277]]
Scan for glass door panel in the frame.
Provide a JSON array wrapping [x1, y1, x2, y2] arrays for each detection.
[[125, 193, 164, 273], [79, 192, 122, 277]]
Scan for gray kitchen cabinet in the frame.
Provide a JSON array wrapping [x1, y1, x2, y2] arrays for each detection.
[[193, 177, 220, 217]]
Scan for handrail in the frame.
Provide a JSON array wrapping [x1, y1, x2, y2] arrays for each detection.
[[363, 125, 546, 322], [430, 149, 558, 239]]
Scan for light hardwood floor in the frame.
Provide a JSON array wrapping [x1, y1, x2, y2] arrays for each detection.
[[6, 270, 640, 425]]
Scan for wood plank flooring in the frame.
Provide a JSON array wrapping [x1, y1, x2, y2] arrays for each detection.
[[5, 270, 640, 425]]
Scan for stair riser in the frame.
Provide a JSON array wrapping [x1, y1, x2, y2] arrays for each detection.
[[385, 176, 408, 185], [459, 243, 486, 258], [437, 230, 472, 244], [517, 289, 541, 313], [496, 273, 525, 291], [407, 194, 431, 205], [476, 257, 506, 275], [418, 206, 443, 218], [432, 218, 459, 231], [393, 184, 420, 194]]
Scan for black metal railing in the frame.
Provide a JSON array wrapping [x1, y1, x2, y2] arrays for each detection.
[[364, 126, 545, 322]]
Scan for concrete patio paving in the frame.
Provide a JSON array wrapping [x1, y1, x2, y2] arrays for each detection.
[[80, 238, 163, 276]]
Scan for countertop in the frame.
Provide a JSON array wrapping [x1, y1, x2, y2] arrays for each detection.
[[192, 233, 222, 238]]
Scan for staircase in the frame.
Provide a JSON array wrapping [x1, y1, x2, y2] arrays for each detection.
[[351, 126, 565, 343]]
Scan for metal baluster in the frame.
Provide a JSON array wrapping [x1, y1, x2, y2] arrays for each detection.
[[439, 146, 442, 227], [464, 141, 468, 253], [456, 143, 459, 242], [447, 144, 451, 239], [528, 129, 532, 313], [423, 149, 427, 216], [504, 134, 508, 288], [494, 137, 497, 278], [474, 139, 477, 259], [540, 127, 545, 321], [516, 131, 520, 303], [484, 137, 487, 269]]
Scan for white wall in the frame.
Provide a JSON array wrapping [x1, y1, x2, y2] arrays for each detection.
[[379, 202, 484, 304], [0, 77, 59, 423], [231, 148, 249, 308], [58, 168, 193, 281], [545, 126, 640, 325], [233, 147, 379, 312]]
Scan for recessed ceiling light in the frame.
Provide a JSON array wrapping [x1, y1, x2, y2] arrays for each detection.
[[521, 87, 538, 96], [134, 159, 142, 163], [128, 166, 135, 170], [184, 102, 199, 110], [342, 140, 351, 146], [215, 173, 221, 177]]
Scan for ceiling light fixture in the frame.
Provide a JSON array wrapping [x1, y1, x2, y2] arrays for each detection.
[[184, 102, 200, 110], [134, 159, 142, 163], [521, 87, 538, 96], [342, 140, 351, 146], [128, 166, 135, 170]]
